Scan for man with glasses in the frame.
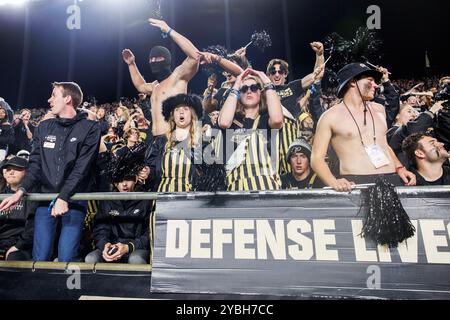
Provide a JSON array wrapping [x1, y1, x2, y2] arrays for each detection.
[[266, 42, 324, 174], [266, 42, 324, 119]]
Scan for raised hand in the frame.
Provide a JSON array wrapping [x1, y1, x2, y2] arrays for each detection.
[[244, 68, 271, 85], [148, 18, 171, 33], [234, 47, 247, 58], [196, 51, 216, 65], [310, 42, 324, 56], [122, 49, 136, 65], [429, 100, 447, 114], [233, 68, 253, 88], [376, 66, 390, 83]]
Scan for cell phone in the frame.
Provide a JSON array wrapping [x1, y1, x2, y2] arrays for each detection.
[[107, 246, 118, 255]]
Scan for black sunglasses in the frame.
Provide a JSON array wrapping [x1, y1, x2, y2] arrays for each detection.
[[239, 84, 262, 93], [269, 67, 287, 76]]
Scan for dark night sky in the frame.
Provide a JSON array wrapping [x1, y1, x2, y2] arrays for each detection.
[[0, 0, 449, 109]]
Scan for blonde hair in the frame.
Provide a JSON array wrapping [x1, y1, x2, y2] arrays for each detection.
[[236, 76, 267, 117], [117, 106, 130, 121], [165, 106, 200, 150]]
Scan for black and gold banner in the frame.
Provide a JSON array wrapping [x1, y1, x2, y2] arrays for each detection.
[[151, 187, 450, 299]]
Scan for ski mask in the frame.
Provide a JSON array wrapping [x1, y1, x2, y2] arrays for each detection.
[[149, 46, 172, 82]]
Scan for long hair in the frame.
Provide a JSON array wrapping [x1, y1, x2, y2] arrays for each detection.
[[236, 76, 267, 117], [0, 107, 7, 123], [165, 106, 200, 150], [117, 106, 130, 122]]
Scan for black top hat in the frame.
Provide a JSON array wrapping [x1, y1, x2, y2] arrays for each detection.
[[162, 94, 203, 122], [0, 155, 28, 170], [336, 63, 382, 98]]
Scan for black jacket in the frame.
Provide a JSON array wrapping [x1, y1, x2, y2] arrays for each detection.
[[387, 112, 435, 168], [375, 81, 400, 128], [0, 122, 14, 150], [308, 82, 326, 130], [0, 186, 37, 251], [98, 119, 109, 136], [387, 111, 434, 154], [12, 121, 35, 153], [21, 112, 101, 202], [92, 199, 152, 253]]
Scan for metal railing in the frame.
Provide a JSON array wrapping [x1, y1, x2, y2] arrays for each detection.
[[0, 185, 447, 201]]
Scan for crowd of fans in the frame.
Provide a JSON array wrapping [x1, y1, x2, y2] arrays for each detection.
[[0, 18, 449, 264]]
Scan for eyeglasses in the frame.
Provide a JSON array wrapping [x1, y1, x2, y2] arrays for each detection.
[[269, 68, 287, 76], [239, 84, 262, 93]]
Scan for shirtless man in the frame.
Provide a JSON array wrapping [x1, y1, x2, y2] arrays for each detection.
[[122, 18, 242, 136], [311, 63, 416, 192]]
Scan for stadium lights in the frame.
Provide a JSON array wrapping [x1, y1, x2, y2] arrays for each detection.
[[0, 0, 27, 6], [0, 0, 53, 6]]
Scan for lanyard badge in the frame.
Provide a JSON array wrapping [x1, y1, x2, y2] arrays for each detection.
[[364, 144, 390, 169]]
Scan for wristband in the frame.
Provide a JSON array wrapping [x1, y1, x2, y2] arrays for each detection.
[[425, 110, 435, 119], [162, 27, 172, 39], [229, 88, 240, 96], [18, 187, 27, 196], [127, 242, 135, 253], [47, 198, 56, 214], [263, 82, 275, 91]]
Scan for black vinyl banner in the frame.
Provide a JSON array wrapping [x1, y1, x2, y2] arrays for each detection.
[[151, 187, 450, 299]]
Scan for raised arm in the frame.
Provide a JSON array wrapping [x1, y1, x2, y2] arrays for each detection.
[[149, 18, 200, 61], [301, 42, 325, 90], [306, 64, 326, 128], [219, 72, 246, 129], [122, 49, 156, 95], [251, 70, 283, 129], [209, 53, 244, 76], [203, 74, 219, 114]]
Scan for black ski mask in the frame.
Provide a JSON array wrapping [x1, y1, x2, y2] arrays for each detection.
[[149, 46, 172, 82]]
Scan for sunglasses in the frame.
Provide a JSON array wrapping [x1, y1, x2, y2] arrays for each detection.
[[239, 84, 262, 93], [269, 67, 287, 76]]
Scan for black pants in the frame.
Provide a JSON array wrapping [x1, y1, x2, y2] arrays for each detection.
[[340, 173, 403, 186], [5, 250, 32, 261]]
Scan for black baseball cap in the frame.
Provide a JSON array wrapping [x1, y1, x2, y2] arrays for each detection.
[[0, 156, 28, 170]]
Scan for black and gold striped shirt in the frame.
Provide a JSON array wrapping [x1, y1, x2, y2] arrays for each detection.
[[279, 115, 301, 174], [151, 135, 193, 193], [220, 114, 281, 191]]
